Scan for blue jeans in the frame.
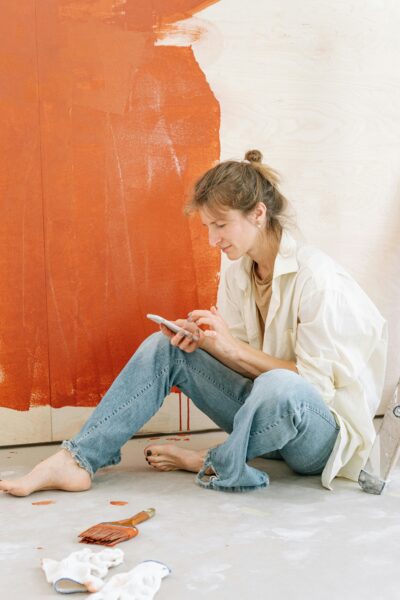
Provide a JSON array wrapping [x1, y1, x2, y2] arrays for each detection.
[[62, 333, 339, 492]]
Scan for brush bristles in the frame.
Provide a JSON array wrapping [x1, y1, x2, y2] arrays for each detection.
[[80, 536, 126, 547], [78, 524, 138, 546]]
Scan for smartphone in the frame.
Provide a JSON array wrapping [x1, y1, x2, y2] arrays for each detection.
[[146, 313, 189, 336]]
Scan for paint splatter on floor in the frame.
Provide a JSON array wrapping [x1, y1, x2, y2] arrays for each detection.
[[32, 500, 56, 506], [110, 501, 128, 506]]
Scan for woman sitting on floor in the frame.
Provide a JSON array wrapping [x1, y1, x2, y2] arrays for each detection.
[[0, 149, 387, 496]]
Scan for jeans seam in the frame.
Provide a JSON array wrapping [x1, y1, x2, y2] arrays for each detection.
[[250, 403, 337, 437], [78, 355, 244, 442], [78, 365, 171, 440], [177, 358, 245, 407]]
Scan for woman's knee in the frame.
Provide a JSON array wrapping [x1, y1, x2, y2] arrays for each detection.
[[253, 369, 331, 427], [139, 331, 169, 352], [132, 332, 173, 364], [251, 369, 307, 414]]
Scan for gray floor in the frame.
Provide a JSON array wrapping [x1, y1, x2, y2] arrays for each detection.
[[1, 431, 400, 600]]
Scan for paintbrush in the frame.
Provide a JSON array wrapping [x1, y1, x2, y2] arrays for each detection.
[[78, 508, 156, 546]]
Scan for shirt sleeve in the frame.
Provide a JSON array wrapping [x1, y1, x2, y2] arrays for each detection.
[[217, 267, 249, 343], [294, 283, 382, 407]]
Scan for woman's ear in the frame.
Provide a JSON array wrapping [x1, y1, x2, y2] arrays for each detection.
[[252, 202, 267, 224]]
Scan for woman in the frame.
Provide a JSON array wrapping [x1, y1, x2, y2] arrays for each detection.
[[0, 150, 387, 496]]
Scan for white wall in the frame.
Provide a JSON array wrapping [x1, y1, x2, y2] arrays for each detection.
[[160, 0, 400, 411]]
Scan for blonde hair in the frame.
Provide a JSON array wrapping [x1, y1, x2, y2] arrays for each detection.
[[186, 149, 287, 235]]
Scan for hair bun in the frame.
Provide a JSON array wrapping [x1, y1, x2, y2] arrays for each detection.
[[245, 149, 263, 163]]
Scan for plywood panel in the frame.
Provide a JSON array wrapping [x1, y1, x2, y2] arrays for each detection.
[[193, 0, 400, 413], [0, 0, 51, 442], [51, 394, 217, 442], [0, 407, 52, 446]]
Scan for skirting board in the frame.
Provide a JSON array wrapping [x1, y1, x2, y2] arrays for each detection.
[[0, 392, 218, 446]]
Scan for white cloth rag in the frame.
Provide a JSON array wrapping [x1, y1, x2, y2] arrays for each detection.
[[42, 547, 124, 594], [90, 560, 171, 600]]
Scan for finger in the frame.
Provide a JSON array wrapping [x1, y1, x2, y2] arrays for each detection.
[[175, 318, 189, 328], [178, 342, 198, 354], [177, 325, 203, 351], [195, 317, 217, 329], [175, 319, 198, 334], [170, 330, 190, 346], [187, 310, 213, 322], [160, 324, 174, 339], [176, 333, 200, 351], [204, 330, 217, 338]]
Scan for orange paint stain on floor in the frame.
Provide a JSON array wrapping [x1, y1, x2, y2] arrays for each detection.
[[32, 500, 56, 506], [110, 501, 128, 506]]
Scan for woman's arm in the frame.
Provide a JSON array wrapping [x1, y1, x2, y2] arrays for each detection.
[[159, 308, 296, 379], [215, 337, 298, 378], [191, 307, 297, 379]]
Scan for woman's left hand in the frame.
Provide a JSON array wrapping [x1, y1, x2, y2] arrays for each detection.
[[160, 319, 204, 354], [188, 306, 239, 358]]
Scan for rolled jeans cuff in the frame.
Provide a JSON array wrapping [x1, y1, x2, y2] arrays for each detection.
[[61, 440, 95, 478], [195, 448, 269, 493]]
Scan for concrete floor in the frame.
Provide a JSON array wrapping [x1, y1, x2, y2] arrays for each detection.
[[1, 431, 400, 600]]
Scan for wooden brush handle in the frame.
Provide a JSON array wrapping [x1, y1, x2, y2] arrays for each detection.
[[113, 508, 155, 527]]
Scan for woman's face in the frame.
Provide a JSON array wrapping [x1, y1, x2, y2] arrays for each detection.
[[199, 206, 261, 260]]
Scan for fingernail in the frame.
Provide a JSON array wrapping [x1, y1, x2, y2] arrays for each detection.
[[192, 336, 199, 342], [146, 450, 152, 456]]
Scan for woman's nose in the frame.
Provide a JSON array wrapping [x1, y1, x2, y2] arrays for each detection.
[[208, 230, 221, 247]]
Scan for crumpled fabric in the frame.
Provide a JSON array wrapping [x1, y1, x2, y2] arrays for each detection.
[[90, 560, 171, 600], [42, 547, 124, 594]]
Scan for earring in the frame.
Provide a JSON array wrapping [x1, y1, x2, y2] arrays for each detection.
[[257, 223, 262, 229]]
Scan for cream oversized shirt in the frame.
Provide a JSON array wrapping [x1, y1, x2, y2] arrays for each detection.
[[217, 230, 388, 489]]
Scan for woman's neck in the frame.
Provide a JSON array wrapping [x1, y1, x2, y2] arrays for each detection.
[[248, 228, 281, 280]]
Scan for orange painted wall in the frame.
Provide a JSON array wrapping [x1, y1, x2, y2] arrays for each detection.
[[0, 1, 50, 411], [0, 0, 220, 411]]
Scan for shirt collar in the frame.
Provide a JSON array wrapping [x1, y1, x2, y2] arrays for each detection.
[[235, 229, 299, 291]]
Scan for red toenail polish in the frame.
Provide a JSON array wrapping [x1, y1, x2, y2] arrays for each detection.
[[146, 450, 152, 456]]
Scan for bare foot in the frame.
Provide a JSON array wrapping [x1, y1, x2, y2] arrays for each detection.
[[144, 443, 213, 473], [0, 449, 91, 497]]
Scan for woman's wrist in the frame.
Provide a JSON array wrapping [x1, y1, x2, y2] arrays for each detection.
[[198, 331, 240, 359], [228, 338, 242, 362]]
